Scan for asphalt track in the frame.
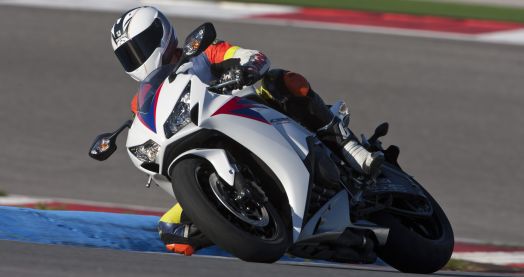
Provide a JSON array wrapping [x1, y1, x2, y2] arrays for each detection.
[[0, 240, 517, 277], [1, 5, 524, 275]]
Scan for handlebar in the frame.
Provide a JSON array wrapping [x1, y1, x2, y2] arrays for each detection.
[[208, 79, 241, 92]]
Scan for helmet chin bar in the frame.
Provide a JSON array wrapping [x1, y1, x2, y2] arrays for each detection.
[[129, 47, 165, 81]]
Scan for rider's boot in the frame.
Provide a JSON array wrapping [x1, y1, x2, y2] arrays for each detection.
[[318, 118, 384, 177], [158, 203, 213, 255], [259, 69, 383, 176]]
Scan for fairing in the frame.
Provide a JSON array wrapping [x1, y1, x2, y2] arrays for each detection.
[[128, 69, 317, 241], [197, 84, 313, 239]]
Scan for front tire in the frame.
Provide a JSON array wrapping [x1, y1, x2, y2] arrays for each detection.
[[170, 157, 291, 262]]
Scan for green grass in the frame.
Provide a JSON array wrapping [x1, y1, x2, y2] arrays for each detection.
[[0, 190, 7, 197], [229, 0, 524, 23]]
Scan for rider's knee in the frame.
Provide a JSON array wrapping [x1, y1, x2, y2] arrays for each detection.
[[283, 71, 310, 97], [259, 69, 311, 103], [259, 69, 333, 131]]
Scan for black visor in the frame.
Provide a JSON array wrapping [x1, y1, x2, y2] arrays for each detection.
[[115, 18, 164, 72]]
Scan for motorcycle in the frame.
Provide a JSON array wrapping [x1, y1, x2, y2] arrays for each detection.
[[90, 23, 454, 273]]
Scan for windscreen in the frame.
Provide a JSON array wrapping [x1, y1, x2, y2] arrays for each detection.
[[136, 64, 175, 132]]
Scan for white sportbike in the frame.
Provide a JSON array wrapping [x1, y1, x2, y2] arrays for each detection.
[[90, 23, 454, 273]]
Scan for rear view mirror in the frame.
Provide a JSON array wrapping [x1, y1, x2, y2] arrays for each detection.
[[89, 133, 117, 161], [169, 22, 217, 82], [182, 22, 217, 58], [88, 120, 132, 161]]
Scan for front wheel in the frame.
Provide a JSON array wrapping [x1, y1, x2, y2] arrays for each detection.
[[170, 157, 291, 262]]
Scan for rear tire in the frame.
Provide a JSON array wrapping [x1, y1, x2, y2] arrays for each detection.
[[170, 157, 291, 262], [371, 184, 454, 273]]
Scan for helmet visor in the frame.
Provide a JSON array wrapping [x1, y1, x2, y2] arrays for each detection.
[[115, 18, 164, 72]]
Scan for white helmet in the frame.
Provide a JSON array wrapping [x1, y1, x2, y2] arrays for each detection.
[[111, 6, 178, 81]]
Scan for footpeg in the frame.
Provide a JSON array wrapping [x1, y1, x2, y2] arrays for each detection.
[[369, 122, 389, 144]]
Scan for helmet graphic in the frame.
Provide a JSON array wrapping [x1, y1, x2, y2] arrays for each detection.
[[111, 6, 178, 81]]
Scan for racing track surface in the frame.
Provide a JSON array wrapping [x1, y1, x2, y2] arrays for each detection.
[[1, 5, 524, 273], [0, 240, 512, 277]]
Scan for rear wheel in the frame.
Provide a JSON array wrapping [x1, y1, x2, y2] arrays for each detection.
[[170, 157, 291, 262], [370, 182, 454, 273]]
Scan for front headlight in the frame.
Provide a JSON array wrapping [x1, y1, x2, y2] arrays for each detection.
[[164, 86, 191, 138], [129, 139, 160, 163]]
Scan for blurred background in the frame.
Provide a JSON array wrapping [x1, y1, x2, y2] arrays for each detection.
[[0, 0, 523, 248]]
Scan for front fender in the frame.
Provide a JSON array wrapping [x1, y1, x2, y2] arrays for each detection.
[[167, 148, 236, 187], [200, 113, 311, 241]]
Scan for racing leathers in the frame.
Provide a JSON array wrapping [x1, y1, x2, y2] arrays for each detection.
[[138, 40, 383, 255]]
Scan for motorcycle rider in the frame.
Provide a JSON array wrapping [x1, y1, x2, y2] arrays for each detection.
[[111, 6, 384, 255]]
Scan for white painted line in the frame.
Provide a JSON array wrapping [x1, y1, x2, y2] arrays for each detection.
[[0, 195, 49, 205], [452, 251, 524, 265], [0, 194, 166, 212], [478, 28, 524, 44]]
